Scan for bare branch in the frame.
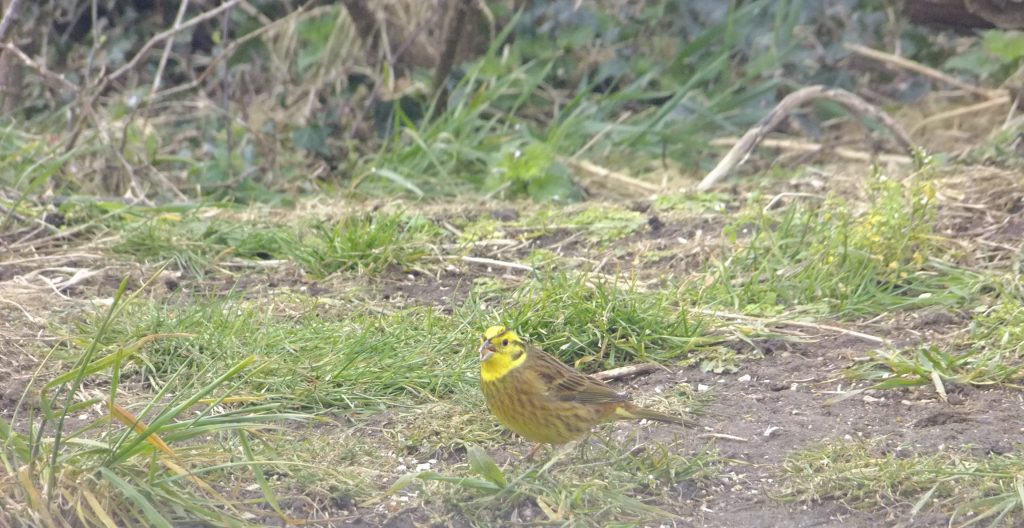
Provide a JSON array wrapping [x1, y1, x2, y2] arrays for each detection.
[[697, 85, 915, 191], [846, 43, 1002, 99], [0, 42, 77, 92], [592, 363, 664, 382], [0, 0, 26, 42], [105, 0, 241, 86]]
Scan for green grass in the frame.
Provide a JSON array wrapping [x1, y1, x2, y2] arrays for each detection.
[[651, 192, 732, 214], [75, 295, 472, 412], [78, 203, 445, 277], [390, 439, 717, 526], [465, 273, 715, 371], [847, 290, 1024, 392], [0, 124, 89, 197], [1, 265, 718, 526], [0, 279, 312, 527], [69, 269, 714, 413], [455, 203, 650, 247], [6, 1, 1024, 526], [350, 0, 805, 200], [780, 441, 1024, 526], [562, 205, 649, 244], [700, 174, 979, 317], [113, 210, 297, 276], [291, 211, 443, 276]]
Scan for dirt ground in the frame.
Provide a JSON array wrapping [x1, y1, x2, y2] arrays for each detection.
[[2, 166, 1024, 527]]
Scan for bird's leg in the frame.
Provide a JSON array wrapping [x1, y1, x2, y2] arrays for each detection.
[[578, 433, 594, 462], [524, 443, 544, 461]]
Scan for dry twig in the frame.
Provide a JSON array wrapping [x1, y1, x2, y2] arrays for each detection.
[[845, 43, 1002, 100], [0, 0, 26, 42], [697, 85, 914, 191], [696, 307, 890, 345], [457, 255, 534, 272], [564, 158, 661, 194], [150, 0, 192, 94], [431, 0, 472, 113], [0, 43, 77, 92], [909, 95, 1012, 135], [697, 433, 750, 442], [592, 363, 664, 382], [709, 137, 912, 166], [105, 0, 242, 86]]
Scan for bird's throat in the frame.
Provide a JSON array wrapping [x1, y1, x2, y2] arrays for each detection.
[[480, 350, 528, 382]]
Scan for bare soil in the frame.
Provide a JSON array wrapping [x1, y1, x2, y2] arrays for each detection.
[[2, 170, 1023, 527]]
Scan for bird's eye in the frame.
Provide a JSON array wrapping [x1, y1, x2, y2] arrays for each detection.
[[502, 339, 508, 346]]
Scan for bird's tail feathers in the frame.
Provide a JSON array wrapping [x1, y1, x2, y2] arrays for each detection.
[[617, 403, 696, 428]]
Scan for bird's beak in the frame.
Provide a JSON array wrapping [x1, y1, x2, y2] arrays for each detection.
[[479, 340, 495, 362]]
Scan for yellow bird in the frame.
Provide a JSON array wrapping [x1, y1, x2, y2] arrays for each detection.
[[478, 325, 688, 457]]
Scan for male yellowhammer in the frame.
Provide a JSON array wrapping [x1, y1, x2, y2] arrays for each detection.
[[478, 325, 688, 458]]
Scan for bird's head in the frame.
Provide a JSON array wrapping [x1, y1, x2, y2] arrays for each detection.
[[478, 326, 528, 381]]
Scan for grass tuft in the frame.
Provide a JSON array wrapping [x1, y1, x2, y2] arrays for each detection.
[[293, 211, 443, 276], [848, 291, 1024, 391], [780, 441, 1024, 525], [78, 296, 471, 412], [114, 210, 296, 276], [463, 273, 714, 370], [102, 206, 444, 277], [702, 175, 976, 317], [391, 438, 717, 525], [0, 278, 312, 527]]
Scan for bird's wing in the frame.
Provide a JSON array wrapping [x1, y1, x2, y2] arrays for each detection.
[[531, 347, 629, 404]]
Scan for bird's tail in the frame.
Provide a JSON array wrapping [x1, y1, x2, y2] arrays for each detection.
[[617, 403, 696, 428]]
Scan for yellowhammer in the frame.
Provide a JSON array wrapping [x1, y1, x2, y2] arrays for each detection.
[[478, 325, 688, 458]]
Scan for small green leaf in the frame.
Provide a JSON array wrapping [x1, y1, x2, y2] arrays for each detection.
[[502, 142, 555, 183], [467, 445, 507, 488], [387, 470, 503, 494], [983, 30, 1024, 61], [911, 484, 940, 517], [373, 168, 425, 197], [870, 377, 926, 390], [526, 162, 581, 203], [292, 125, 330, 156], [419, 473, 503, 492], [386, 472, 421, 495], [944, 49, 1004, 78]]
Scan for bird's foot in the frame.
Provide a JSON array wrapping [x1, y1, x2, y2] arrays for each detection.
[[523, 443, 544, 461]]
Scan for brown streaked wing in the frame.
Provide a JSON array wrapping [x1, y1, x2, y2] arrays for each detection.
[[528, 346, 629, 404]]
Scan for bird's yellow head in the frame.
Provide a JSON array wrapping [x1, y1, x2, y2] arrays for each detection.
[[479, 325, 527, 381]]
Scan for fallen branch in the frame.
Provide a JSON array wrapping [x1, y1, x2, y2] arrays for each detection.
[[695, 307, 890, 345], [592, 362, 664, 381], [845, 43, 1002, 100], [565, 158, 661, 194], [909, 95, 1012, 135], [697, 433, 750, 442], [697, 85, 914, 191], [457, 255, 534, 272], [709, 137, 913, 166]]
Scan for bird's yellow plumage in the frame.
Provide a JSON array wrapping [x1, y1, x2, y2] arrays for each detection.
[[477, 325, 689, 453], [479, 325, 527, 382]]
